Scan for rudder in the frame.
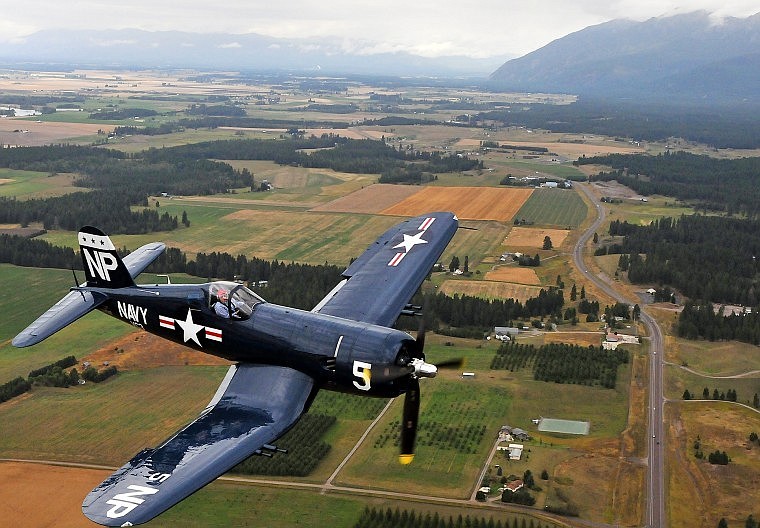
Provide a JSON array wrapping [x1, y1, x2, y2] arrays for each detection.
[[79, 226, 135, 288]]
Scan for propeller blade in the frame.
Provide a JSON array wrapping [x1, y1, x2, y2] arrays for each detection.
[[434, 357, 465, 369], [399, 377, 420, 465], [414, 310, 426, 355]]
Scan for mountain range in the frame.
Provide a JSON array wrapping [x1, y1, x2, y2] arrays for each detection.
[[1, 12, 758, 103], [0, 29, 511, 78], [489, 11, 760, 102]]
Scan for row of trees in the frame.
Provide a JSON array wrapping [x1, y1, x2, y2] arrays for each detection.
[[490, 342, 628, 389], [1, 233, 567, 329], [374, 419, 487, 454], [682, 387, 741, 403], [353, 507, 553, 528]]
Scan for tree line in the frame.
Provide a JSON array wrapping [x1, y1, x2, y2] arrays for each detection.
[[353, 507, 555, 528], [577, 151, 760, 217], [677, 301, 760, 345], [476, 100, 760, 149], [599, 216, 760, 306], [1, 233, 567, 331]]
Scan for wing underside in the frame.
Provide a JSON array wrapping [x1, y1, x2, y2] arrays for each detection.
[[314, 212, 458, 327], [83, 364, 316, 526]]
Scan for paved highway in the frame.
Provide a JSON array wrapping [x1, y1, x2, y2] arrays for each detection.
[[573, 183, 665, 527]]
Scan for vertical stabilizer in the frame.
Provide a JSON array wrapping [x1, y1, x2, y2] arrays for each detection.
[[78, 226, 135, 289]]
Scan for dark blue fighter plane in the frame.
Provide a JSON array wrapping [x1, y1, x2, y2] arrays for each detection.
[[13, 212, 459, 526]]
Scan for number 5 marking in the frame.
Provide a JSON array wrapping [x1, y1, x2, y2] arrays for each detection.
[[352, 360, 372, 391]]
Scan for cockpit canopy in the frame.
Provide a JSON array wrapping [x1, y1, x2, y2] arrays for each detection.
[[206, 281, 264, 320]]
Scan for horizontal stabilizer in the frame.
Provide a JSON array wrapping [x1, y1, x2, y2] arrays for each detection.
[[12, 289, 107, 348]]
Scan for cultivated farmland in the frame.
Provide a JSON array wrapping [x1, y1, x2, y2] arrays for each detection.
[[439, 279, 543, 302], [514, 188, 588, 227], [504, 227, 571, 248], [381, 186, 533, 221]]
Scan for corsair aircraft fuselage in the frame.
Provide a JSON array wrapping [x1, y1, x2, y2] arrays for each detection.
[[96, 282, 416, 398]]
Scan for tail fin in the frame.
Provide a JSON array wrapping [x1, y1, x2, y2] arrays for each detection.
[[78, 226, 135, 289]]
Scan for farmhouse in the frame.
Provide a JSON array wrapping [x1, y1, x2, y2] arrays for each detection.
[[504, 479, 524, 493], [494, 327, 519, 340]]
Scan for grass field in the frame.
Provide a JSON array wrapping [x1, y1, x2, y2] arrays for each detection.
[[667, 402, 760, 528], [0, 169, 88, 199], [667, 337, 760, 377], [514, 188, 588, 227]]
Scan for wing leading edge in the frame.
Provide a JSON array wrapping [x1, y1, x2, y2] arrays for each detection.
[[315, 212, 458, 327], [83, 364, 316, 526]]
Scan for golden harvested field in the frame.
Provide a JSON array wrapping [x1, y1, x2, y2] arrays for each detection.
[[381, 186, 533, 221], [484, 266, 541, 284], [505, 227, 570, 247], [0, 462, 108, 528], [0, 119, 111, 147], [438, 279, 543, 301], [312, 183, 422, 214], [545, 332, 603, 347]]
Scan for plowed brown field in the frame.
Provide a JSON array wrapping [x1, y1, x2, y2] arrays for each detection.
[[380, 187, 533, 221], [0, 462, 108, 528], [504, 227, 570, 247]]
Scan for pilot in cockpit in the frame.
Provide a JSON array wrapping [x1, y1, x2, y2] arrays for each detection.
[[212, 288, 236, 318], [209, 282, 262, 320]]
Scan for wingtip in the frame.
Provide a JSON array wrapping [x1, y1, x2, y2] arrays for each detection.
[[399, 454, 414, 465]]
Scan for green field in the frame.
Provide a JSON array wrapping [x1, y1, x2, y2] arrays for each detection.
[[0, 169, 88, 199], [514, 188, 588, 227], [335, 336, 632, 505], [669, 337, 760, 377], [501, 160, 587, 181]]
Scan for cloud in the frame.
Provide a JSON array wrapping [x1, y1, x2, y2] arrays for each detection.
[[1, 1, 758, 56]]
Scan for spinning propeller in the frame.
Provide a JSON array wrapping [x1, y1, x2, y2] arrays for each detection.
[[397, 317, 463, 465]]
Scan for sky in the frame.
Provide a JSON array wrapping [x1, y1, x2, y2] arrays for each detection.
[[2, 0, 758, 58]]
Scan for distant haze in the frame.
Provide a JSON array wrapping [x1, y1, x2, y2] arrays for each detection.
[[2, 1, 758, 59]]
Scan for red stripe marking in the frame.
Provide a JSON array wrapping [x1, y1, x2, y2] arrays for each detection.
[[419, 217, 435, 231], [388, 252, 406, 266], [205, 327, 223, 341]]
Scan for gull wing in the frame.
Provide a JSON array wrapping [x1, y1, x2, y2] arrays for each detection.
[[82, 364, 316, 526], [314, 212, 458, 327]]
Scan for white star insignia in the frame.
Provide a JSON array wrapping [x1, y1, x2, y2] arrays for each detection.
[[175, 309, 204, 347], [393, 231, 428, 253]]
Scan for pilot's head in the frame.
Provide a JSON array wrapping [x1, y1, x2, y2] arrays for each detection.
[[217, 289, 229, 303]]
